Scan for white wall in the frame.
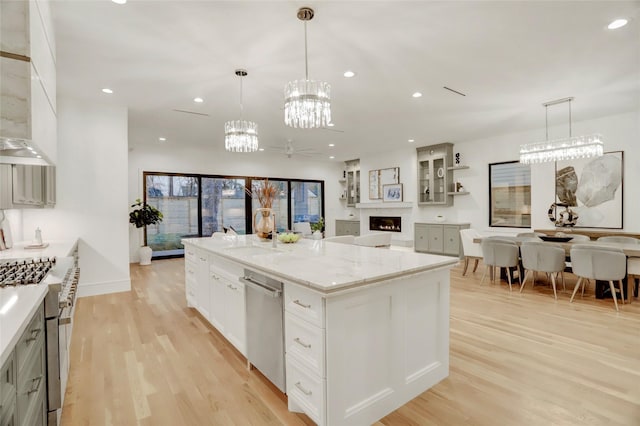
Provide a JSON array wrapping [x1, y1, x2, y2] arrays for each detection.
[[22, 98, 131, 296], [348, 110, 640, 240], [127, 144, 343, 262]]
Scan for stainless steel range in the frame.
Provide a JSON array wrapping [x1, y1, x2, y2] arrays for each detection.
[[0, 257, 57, 286], [0, 255, 79, 426]]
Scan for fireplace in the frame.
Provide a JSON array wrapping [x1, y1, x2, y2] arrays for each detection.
[[369, 216, 401, 232]]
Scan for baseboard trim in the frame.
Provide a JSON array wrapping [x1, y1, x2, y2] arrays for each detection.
[[77, 278, 131, 297]]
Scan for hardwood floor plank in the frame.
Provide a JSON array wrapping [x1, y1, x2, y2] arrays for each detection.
[[61, 258, 640, 425]]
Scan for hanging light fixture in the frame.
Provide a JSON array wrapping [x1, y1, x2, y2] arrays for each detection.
[[225, 69, 259, 152], [519, 97, 603, 164], [284, 7, 331, 128]]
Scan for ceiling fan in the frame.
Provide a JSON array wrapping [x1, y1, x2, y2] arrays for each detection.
[[265, 140, 321, 158]]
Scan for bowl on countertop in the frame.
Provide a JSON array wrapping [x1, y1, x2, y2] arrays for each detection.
[[277, 233, 301, 243]]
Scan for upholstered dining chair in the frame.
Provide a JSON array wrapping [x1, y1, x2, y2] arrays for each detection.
[[324, 235, 355, 245], [211, 232, 226, 238], [627, 257, 640, 302], [459, 229, 483, 276], [569, 244, 627, 311], [354, 233, 392, 248], [516, 232, 543, 240], [480, 239, 521, 291], [519, 241, 566, 299], [597, 236, 640, 244], [292, 222, 313, 237]]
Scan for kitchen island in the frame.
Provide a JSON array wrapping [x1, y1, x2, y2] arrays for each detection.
[[182, 235, 457, 426]]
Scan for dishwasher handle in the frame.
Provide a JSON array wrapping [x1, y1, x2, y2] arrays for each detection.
[[239, 276, 282, 298]]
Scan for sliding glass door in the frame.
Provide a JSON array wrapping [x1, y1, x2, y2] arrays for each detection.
[[201, 177, 247, 235], [143, 172, 323, 258], [145, 174, 199, 257]]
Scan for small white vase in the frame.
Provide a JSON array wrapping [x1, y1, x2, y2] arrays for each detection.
[[139, 246, 152, 265]]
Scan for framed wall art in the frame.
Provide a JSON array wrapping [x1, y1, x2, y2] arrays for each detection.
[[555, 151, 623, 229], [489, 161, 531, 228], [369, 167, 400, 200], [383, 183, 403, 202]]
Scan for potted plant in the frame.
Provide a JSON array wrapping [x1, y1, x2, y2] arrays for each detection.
[[310, 217, 324, 239], [129, 198, 163, 265]]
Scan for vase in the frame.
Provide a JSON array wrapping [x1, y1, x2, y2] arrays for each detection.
[[253, 207, 274, 240], [139, 246, 152, 265]]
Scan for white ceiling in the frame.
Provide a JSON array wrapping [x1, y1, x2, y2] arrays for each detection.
[[52, 1, 640, 161]]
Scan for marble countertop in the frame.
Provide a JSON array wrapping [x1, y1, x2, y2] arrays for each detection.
[[0, 240, 78, 261], [0, 284, 48, 366], [182, 235, 458, 294]]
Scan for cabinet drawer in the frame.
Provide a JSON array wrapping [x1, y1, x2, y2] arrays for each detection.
[[16, 337, 45, 425], [210, 256, 242, 283], [285, 284, 325, 328], [1, 351, 16, 414], [286, 356, 325, 426], [184, 247, 197, 264], [15, 306, 44, 373], [285, 313, 325, 377]]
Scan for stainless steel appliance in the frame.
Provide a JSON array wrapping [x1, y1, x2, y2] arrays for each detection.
[[0, 255, 79, 425], [240, 269, 286, 393]]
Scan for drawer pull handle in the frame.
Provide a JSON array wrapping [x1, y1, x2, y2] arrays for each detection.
[[294, 337, 311, 349], [200, 257, 207, 261], [293, 300, 311, 309], [227, 284, 238, 291], [295, 382, 312, 396], [26, 375, 43, 395], [26, 328, 41, 343]]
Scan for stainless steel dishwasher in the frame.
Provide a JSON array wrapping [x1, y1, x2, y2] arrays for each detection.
[[240, 268, 286, 393]]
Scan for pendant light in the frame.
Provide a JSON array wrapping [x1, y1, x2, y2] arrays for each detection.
[[284, 7, 331, 128], [225, 69, 259, 153], [520, 97, 603, 164]]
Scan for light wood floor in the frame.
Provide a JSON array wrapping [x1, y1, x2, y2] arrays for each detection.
[[61, 258, 640, 426]]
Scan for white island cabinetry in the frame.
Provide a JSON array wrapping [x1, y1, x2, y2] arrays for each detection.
[[182, 236, 456, 426]]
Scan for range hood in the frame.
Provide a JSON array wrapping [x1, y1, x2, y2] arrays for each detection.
[[0, 138, 51, 165]]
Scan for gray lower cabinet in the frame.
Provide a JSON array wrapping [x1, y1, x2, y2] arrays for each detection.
[[414, 222, 470, 257], [0, 303, 46, 426], [335, 220, 360, 237]]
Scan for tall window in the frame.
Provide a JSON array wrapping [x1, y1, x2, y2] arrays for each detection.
[[250, 179, 289, 233], [143, 172, 324, 258], [202, 178, 246, 235], [146, 174, 199, 257], [291, 181, 322, 225]]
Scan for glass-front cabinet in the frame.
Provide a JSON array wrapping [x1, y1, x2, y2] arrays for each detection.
[[417, 143, 453, 206], [345, 159, 360, 207]]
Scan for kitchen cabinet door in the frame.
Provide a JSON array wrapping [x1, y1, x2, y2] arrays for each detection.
[[208, 271, 226, 333], [195, 250, 210, 320], [224, 279, 246, 356], [414, 224, 429, 252], [443, 226, 461, 257], [427, 225, 444, 253]]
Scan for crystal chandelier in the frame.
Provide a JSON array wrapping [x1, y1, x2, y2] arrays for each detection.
[[284, 7, 331, 128], [520, 97, 603, 164], [225, 69, 259, 152]]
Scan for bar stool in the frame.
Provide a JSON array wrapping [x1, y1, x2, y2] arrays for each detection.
[[569, 244, 627, 311], [520, 241, 566, 299]]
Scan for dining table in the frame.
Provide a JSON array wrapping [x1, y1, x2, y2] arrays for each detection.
[[473, 235, 640, 302]]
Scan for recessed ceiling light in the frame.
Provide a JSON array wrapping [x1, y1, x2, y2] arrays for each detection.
[[158, 137, 166, 142], [343, 70, 356, 78], [193, 97, 204, 103], [259, 148, 265, 151], [608, 18, 628, 29], [328, 143, 335, 147], [329, 156, 335, 159], [112, 0, 127, 4], [408, 139, 415, 143], [102, 88, 113, 94], [412, 92, 422, 98], [327, 123, 335, 127]]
